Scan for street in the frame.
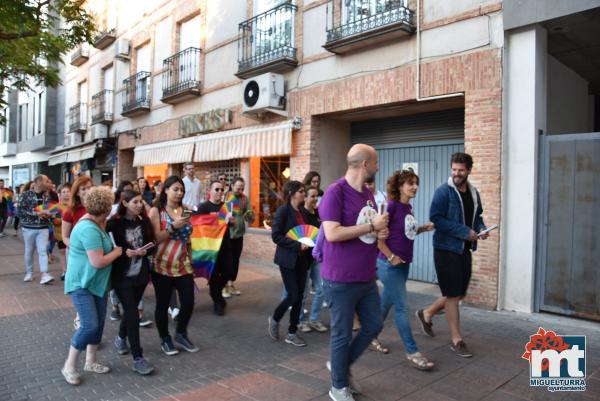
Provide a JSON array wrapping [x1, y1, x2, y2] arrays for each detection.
[[0, 234, 598, 401]]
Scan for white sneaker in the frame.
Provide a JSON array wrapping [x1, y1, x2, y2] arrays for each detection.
[[40, 273, 55, 285], [329, 387, 355, 401], [24, 273, 33, 282], [326, 361, 361, 394]]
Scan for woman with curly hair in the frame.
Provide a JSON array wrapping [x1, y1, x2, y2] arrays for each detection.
[[373, 170, 435, 371], [61, 187, 123, 385]]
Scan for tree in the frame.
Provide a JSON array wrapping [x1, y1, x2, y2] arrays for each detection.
[[0, 0, 96, 125]]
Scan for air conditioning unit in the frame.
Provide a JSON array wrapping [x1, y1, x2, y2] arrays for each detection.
[[63, 135, 71, 147], [114, 39, 130, 61], [242, 72, 286, 117], [67, 132, 83, 146], [90, 124, 108, 140]]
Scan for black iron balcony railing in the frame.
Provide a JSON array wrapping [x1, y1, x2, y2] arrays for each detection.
[[325, 0, 414, 53], [68, 103, 87, 133], [70, 44, 90, 66], [91, 90, 113, 124], [92, 28, 117, 49], [122, 71, 151, 115], [161, 47, 201, 103], [237, 2, 297, 78]]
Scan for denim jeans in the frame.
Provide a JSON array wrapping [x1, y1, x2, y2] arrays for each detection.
[[376, 258, 418, 354], [322, 279, 383, 390], [281, 262, 325, 322], [70, 288, 108, 351], [22, 227, 49, 275]]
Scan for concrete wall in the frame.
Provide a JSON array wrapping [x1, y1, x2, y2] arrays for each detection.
[[547, 56, 592, 134], [500, 26, 547, 313], [504, 0, 600, 30], [316, 119, 350, 188], [423, 0, 499, 24]]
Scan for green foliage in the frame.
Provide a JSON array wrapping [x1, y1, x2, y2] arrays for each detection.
[[0, 0, 96, 125]]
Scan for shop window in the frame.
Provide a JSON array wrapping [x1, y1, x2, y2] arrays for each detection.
[[194, 159, 241, 199], [257, 156, 289, 229]]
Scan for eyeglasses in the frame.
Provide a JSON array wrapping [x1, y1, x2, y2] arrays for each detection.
[[214, 188, 225, 192]]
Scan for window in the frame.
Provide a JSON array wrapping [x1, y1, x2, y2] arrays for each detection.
[[0, 107, 8, 143], [193, 159, 241, 200], [258, 156, 289, 229], [342, 0, 408, 24], [37, 92, 43, 135], [253, 0, 294, 57]]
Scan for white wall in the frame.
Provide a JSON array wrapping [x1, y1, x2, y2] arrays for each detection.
[[154, 17, 173, 71], [500, 26, 547, 313], [204, 43, 238, 88], [303, 5, 328, 58], [206, 0, 246, 48], [423, 0, 498, 24], [546, 56, 591, 134]]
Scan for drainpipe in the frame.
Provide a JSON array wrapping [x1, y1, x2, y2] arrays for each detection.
[[415, 0, 464, 101]]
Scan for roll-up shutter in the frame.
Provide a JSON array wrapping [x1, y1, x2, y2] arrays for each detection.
[[351, 108, 464, 146]]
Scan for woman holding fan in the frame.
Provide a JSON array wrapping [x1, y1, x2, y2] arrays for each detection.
[[268, 181, 313, 347]]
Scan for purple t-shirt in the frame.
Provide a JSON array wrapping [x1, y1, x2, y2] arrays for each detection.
[[319, 177, 378, 283], [378, 201, 416, 263]]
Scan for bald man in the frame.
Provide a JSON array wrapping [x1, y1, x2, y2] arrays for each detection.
[[319, 144, 389, 401]]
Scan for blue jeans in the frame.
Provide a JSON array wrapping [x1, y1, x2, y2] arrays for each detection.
[[322, 279, 383, 390], [22, 227, 49, 275], [70, 288, 108, 351], [281, 262, 325, 322], [376, 258, 418, 354]]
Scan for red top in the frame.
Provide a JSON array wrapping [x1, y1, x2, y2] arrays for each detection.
[[62, 205, 87, 227]]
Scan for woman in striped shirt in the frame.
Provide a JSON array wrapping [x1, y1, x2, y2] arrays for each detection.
[[148, 176, 198, 356]]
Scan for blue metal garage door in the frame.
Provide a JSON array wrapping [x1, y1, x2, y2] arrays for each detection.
[[352, 109, 464, 283]]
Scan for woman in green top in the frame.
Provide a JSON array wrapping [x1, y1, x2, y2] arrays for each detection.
[[61, 187, 123, 385]]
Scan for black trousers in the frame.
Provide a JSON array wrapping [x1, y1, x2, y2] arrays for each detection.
[[209, 250, 234, 305], [151, 272, 195, 339], [230, 237, 244, 282], [114, 284, 147, 358], [0, 209, 7, 233], [273, 259, 309, 334]]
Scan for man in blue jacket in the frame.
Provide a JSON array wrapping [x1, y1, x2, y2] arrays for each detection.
[[415, 152, 489, 358]]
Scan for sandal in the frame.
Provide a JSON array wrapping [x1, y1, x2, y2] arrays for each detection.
[[416, 309, 434, 337], [369, 339, 390, 354], [83, 362, 111, 374], [406, 352, 434, 371]]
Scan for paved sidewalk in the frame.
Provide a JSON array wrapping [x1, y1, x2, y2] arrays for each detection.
[[0, 233, 598, 401]]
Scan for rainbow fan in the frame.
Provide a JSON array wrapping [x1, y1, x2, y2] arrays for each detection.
[[34, 202, 61, 215], [224, 193, 242, 216], [286, 224, 319, 247], [218, 202, 232, 224]]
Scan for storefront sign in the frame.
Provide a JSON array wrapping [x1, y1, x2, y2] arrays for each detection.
[[12, 168, 30, 187], [179, 109, 232, 137]]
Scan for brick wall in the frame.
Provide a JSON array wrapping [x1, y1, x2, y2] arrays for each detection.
[[284, 48, 503, 309]]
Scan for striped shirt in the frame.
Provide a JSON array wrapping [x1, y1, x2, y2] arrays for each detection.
[[153, 209, 193, 277]]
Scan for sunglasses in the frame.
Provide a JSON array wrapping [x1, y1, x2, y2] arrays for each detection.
[[214, 188, 225, 192]]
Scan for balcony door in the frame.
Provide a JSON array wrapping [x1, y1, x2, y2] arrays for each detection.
[[253, 0, 294, 58], [78, 81, 88, 128], [103, 66, 114, 117], [178, 16, 201, 83], [342, 0, 408, 24], [135, 45, 151, 102]]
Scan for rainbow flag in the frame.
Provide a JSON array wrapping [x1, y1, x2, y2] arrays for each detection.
[[3, 191, 15, 217], [190, 214, 228, 280], [224, 193, 242, 216], [34, 201, 61, 215]]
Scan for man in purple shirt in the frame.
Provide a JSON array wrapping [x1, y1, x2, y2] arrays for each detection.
[[320, 144, 389, 401]]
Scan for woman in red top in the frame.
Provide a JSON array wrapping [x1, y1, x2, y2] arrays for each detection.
[[62, 176, 93, 247]]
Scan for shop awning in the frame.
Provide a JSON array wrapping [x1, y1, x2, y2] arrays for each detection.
[[48, 152, 68, 166], [66, 143, 97, 163], [48, 143, 98, 166], [193, 119, 299, 162], [133, 136, 197, 167]]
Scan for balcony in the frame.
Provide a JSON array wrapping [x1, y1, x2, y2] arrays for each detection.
[[68, 103, 87, 133], [70, 44, 90, 66], [0, 142, 17, 157], [91, 90, 113, 125], [92, 28, 117, 50], [122, 71, 151, 117], [236, 2, 298, 79], [324, 0, 415, 54], [161, 47, 202, 104]]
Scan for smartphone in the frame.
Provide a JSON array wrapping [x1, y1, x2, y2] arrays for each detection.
[[181, 209, 193, 219], [137, 242, 155, 251]]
